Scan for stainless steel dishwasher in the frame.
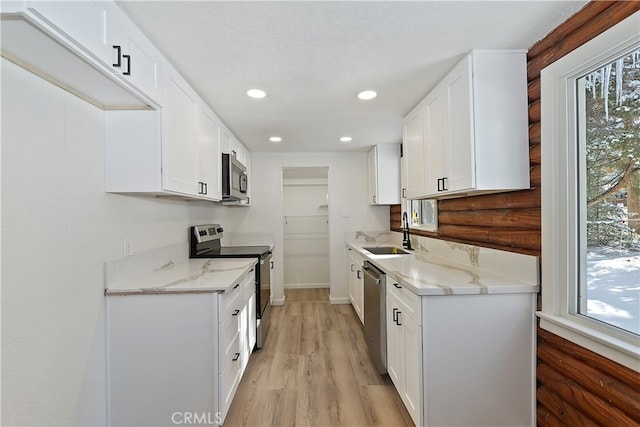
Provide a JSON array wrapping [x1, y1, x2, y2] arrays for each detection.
[[363, 261, 387, 374]]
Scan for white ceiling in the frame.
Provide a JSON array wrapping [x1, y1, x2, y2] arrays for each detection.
[[118, 0, 587, 153]]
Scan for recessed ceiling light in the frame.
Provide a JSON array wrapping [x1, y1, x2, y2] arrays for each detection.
[[247, 89, 266, 99], [357, 90, 377, 100], [340, 136, 353, 143], [269, 136, 282, 143]]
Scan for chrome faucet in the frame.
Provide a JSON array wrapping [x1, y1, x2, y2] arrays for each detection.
[[402, 211, 413, 250]]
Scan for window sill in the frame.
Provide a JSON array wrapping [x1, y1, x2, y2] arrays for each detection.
[[537, 311, 640, 372]]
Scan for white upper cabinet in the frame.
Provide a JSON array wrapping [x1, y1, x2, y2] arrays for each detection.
[[402, 102, 427, 199], [2, 0, 163, 108], [197, 104, 223, 201], [403, 50, 530, 199], [114, 11, 164, 105], [24, 1, 114, 65], [368, 144, 401, 205], [105, 59, 245, 203], [162, 61, 199, 196]]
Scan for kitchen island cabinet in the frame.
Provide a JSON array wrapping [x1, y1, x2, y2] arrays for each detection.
[[347, 235, 537, 426], [106, 258, 257, 426]]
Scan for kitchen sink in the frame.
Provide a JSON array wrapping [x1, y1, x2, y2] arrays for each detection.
[[362, 246, 410, 255]]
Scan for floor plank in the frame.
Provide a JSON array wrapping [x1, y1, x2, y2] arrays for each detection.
[[224, 288, 413, 426]]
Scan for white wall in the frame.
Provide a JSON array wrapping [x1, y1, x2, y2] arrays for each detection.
[[224, 152, 390, 304], [0, 59, 231, 426]]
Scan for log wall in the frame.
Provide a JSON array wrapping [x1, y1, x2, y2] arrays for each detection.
[[390, 1, 640, 424]]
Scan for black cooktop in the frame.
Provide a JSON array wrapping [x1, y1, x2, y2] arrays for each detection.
[[194, 245, 271, 258]]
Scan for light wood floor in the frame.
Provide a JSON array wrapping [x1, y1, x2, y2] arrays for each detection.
[[224, 288, 413, 427]]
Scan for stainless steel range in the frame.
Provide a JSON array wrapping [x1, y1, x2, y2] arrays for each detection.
[[189, 224, 272, 349]]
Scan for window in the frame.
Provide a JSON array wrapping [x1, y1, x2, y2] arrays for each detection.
[[406, 199, 437, 232], [540, 11, 639, 372]]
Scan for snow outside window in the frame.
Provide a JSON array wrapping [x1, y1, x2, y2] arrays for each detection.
[[539, 12, 640, 372]]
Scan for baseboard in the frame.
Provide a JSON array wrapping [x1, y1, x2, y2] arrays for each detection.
[[284, 283, 330, 289], [271, 296, 286, 306], [329, 296, 351, 305]]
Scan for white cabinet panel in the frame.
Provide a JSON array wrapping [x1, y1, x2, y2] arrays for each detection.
[[25, 1, 113, 65], [107, 293, 219, 427], [423, 89, 447, 195], [118, 16, 164, 105], [197, 105, 222, 201], [402, 103, 427, 199], [368, 144, 400, 205], [162, 62, 199, 195], [445, 56, 474, 192]]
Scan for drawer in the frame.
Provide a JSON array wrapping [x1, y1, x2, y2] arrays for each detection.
[[219, 310, 241, 354], [218, 281, 242, 321], [219, 332, 241, 421], [388, 281, 421, 324]]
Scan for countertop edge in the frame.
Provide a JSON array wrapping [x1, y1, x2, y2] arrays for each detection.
[[346, 241, 539, 296], [105, 259, 257, 296]]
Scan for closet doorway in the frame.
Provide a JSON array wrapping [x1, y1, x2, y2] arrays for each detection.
[[282, 167, 330, 290]]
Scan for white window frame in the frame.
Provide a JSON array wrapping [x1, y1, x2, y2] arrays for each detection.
[[539, 11, 640, 372], [406, 199, 438, 232]]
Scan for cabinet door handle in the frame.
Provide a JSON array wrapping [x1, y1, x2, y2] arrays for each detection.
[[232, 309, 240, 316], [437, 178, 442, 192], [112, 45, 121, 67], [373, 195, 377, 203], [402, 188, 406, 198], [356, 270, 362, 280], [231, 150, 237, 158], [233, 283, 240, 289], [393, 283, 402, 289], [350, 264, 355, 272], [232, 353, 240, 362], [270, 261, 274, 269], [396, 311, 402, 326], [203, 182, 208, 195], [392, 307, 398, 322], [123, 54, 131, 76], [442, 176, 448, 191]]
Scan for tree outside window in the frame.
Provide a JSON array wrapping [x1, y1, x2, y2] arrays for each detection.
[[578, 49, 640, 335]]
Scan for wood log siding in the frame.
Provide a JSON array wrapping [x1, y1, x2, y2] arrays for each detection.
[[390, 1, 640, 425]]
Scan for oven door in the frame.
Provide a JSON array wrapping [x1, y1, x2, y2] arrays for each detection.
[[258, 252, 272, 317], [256, 251, 272, 349]]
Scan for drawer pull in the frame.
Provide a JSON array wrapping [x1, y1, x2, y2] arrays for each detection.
[[233, 283, 240, 289], [112, 45, 121, 67], [392, 307, 398, 322], [123, 54, 131, 76], [393, 283, 402, 289], [232, 309, 240, 316], [396, 311, 402, 326], [232, 353, 240, 362]]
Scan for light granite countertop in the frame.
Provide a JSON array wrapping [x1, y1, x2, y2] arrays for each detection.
[[346, 232, 539, 296], [105, 257, 257, 295]]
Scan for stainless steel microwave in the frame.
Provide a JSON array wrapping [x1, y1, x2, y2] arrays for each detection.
[[222, 153, 248, 200]]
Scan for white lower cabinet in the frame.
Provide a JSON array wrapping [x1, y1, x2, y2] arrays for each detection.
[[107, 265, 257, 426], [386, 282, 422, 426], [386, 280, 536, 426], [347, 248, 365, 324]]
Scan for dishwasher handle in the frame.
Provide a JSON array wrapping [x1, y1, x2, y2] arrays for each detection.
[[363, 264, 381, 285]]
